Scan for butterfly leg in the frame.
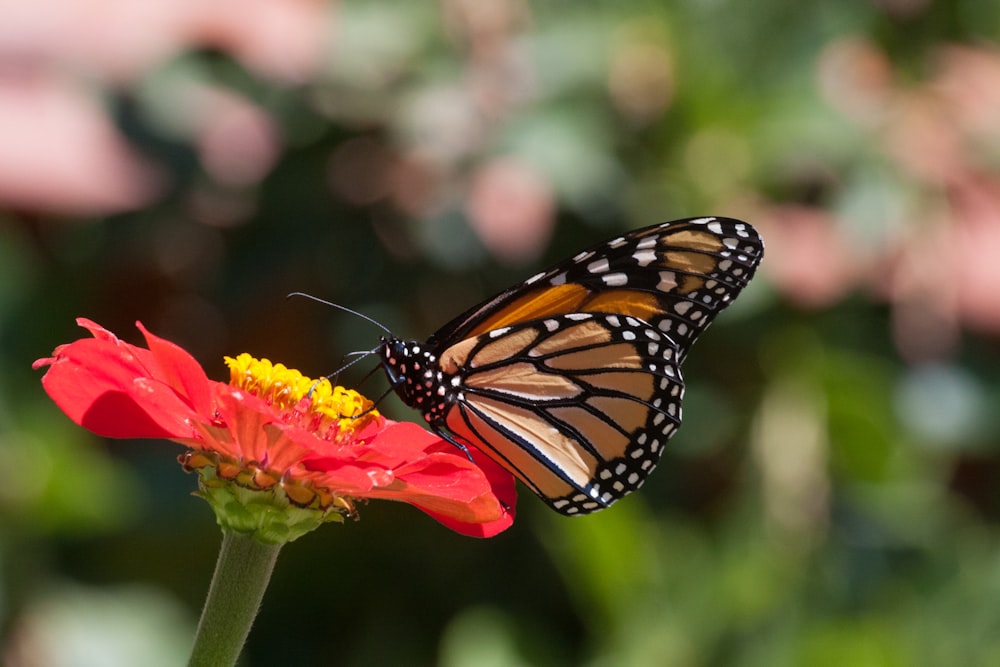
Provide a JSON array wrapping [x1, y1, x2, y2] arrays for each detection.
[[433, 426, 475, 463]]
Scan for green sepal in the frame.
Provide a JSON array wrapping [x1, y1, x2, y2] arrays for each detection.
[[194, 467, 346, 545]]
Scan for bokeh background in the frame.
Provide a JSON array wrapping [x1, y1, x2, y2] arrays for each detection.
[[4, 1, 1000, 665]]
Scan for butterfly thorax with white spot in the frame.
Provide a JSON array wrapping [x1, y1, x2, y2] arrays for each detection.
[[380, 337, 453, 422]]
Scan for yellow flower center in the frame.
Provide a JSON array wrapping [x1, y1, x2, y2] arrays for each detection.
[[224, 353, 380, 441]]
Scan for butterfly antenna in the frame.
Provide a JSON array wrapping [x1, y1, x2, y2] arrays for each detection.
[[287, 292, 393, 336], [323, 346, 381, 385], [287, 293, 397, 420]]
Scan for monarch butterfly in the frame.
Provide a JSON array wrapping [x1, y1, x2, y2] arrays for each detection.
[[379, 217, 763, 515]]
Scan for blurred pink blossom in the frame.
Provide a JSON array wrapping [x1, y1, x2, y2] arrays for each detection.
[[878, 45, 1000, 341], [890, 176, 1000, 342], [0, 0, 327, 215], [387, 151, 449, 218], [192, 85, 282, 188], [882, 91, 965, 186], [755, 205, 863, 309], [443, 0, 529, 59], [882, 213, 961, 360], [948, 178, 1000, 333], [806, 41, 1000, 346], [816, 36, 892, 126], [0, 0, 328, 84], [0, 70, 161, 215], [882, 172, 1000, 352], [465, 157, 555, 266], [933, 45, 1000, 148]]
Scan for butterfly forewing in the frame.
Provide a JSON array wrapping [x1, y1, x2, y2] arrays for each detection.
[[380, 217, 763, 514], [428, 217, 763, 361]]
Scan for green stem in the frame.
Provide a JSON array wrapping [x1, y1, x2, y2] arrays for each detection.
[[188, 530, 283, 667]]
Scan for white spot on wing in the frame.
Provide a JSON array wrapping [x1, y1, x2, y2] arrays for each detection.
[[658, 271, 678, 291], [633, 249, 657, 266], [587, 258, 610, 273], [525, 271, 546, 285], [602, 272, 628, 286]]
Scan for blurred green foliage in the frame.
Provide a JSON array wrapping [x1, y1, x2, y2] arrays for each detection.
[[4, 0, 1000, 665]]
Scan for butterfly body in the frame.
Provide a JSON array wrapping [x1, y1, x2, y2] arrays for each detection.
[[379, 217, 763, 515]]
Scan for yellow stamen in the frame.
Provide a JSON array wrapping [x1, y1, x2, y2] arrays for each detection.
[[224, 353, 380, 440]]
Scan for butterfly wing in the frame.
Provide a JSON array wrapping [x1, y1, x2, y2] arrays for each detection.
[[434, 312, 684, 515], [382, 216, 763, 514], [427, 216, 763, 362]]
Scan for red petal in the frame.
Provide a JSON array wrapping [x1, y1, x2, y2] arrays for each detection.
[[385, 458, 516, 537], [138, 321, 214, 417], [365, 471, 514, 537], [301, 455, 393, 494], [35, 319, 205, 439], [356, 421, 441, 466], [417, 503, 515, 538], [371, 423, 518, 536], [421, 437, 518, 511]]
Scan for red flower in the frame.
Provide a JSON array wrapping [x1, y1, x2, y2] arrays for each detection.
[[33, 319, 516, 539]]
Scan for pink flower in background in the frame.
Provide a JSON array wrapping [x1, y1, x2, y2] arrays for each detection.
[[0, 71, 162, 215], [0, 0, 328, 83], [466, 157, 555, 266], [756, 205, 863, 309], [0, 0, 327, 215]]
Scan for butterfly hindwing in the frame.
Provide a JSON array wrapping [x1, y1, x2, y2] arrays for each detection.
[[433, 312, 684, 515]]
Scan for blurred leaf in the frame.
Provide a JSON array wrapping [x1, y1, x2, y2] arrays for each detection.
[[0, 405, 143, 535], [4, 582, 193, 667]]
